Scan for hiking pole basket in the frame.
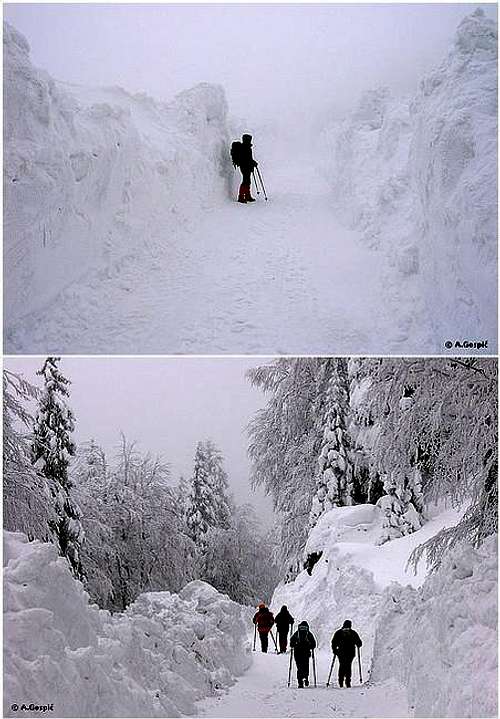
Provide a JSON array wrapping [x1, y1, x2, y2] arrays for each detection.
[[357, 646, 363, 684], [287, 648, 293, 687], [326, 654, 336, 687], [256, 166, 268, 201], [312, 649, 317, 688]]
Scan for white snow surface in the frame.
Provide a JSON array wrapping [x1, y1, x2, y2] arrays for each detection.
[[4, 20, 230, 346], [371, 535, 498, 718], [321, 9, 497, 352], [4, 19, 479, 356], [4, 531, 251, 718]]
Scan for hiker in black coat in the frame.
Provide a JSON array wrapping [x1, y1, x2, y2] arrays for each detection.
[[275, 605, 294, 653], [331, 620, 362, 688], [290, 621, 316, 688], [237, 134, 258, 203]]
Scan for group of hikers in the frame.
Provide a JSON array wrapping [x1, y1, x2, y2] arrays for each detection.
[[230, 134, 267, 203], [253, 603, 363, 689]]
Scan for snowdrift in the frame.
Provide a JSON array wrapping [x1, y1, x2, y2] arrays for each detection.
[[4, 21, 231, 334], [271, 504, 462, 685], [321, 9, 497, 351], [371, 536, 498, 718], [4, 531, 251, 718]]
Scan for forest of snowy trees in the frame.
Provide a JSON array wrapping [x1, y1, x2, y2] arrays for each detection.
[[4, 356, 497, 611], [247, 357, 497, 579], [3, 358, 278, 611]]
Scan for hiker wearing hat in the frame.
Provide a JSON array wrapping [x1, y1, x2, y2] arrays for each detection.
[[290, 621, 316, 688], [331, 620, 363, 688], [275, 605, 294, 653], [230, 133, 258, 204], [252, 602, 275, 653]]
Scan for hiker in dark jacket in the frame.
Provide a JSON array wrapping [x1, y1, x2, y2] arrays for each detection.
[[290, 621, 316, 688], [253, 603, 275, 653], [275, 605, 294, 653], [331, 620, 362, 688], [237, 133, 258, 204]]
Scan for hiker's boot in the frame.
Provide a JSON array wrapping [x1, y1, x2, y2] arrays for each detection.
[[238, 184, 247, 203], [298, 681, 304, 689], [304, 678, 309, 687], [245, 184, 256, 202]]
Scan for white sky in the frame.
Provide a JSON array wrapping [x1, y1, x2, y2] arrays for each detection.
[[5, 356, 277, 526], [4, 3, 497, 127]]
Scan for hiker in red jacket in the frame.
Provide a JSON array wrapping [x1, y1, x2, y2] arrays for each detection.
[[253, 602, 275, 653]]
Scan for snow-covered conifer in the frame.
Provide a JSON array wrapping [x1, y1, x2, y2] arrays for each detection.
[[186, 440, 232, 549], [31, 357, 84, 579], [309, 358, 354, 527]]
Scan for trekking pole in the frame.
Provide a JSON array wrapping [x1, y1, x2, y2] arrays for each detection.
[[326, 654, 336, 687], [256, 166, 268, 201], [357, 646, 363, 684], [270, 629, 279, 653], [287, 648, 293, 687], [252, 170, 261, 196], [312, 649, 317, 688], [253, 624, 256, 651]]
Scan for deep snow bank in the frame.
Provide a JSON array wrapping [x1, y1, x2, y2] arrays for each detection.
[[4, 21, 230, 331], [4, 532, 251, 718], [322, 9, 497, 350], [271, 504, 462, 680], [371, 536, 497, 718]]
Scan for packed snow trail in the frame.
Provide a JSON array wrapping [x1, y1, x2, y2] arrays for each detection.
[[6, 161, 409, 355], [198, 650, 411, 718]]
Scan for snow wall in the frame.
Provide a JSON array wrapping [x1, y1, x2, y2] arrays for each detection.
[[321, 9, 497, 350], [4, 531, 251, 718], [271, 504, 495, 717], [4, 21, 231, 333], [371, 536, 498, 719]]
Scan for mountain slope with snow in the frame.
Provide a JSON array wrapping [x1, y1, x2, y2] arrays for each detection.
[[4, 20, 230, 333], [321, 9, 497, 351], [4, 531, 251, 718]]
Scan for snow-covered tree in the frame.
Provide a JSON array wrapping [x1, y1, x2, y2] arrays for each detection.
[[3, 370, 56, 541], [248, 358, 322, 577], [185, 439, 232, 549], [309, 358, 354, 527], [31, 358, 83, 579], [357, 358, 497, 563], [202, 505, 279, 604], [73, 436, 193, 610]]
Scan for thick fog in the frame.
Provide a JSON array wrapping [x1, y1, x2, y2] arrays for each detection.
[[5, 357, 275, 525], [5, 3, 497, 131]]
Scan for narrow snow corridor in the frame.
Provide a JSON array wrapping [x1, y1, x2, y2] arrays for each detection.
[[198, 650, 411, 718], [6, 161, 409, 355]]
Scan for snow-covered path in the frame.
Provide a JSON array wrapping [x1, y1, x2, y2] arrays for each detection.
[[197, 650, 411, 718], [6, 162, 406, 355]]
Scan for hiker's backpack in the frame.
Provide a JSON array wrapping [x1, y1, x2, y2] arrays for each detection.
[[296, 625, 312, 648], [230, 141, 242, 168]]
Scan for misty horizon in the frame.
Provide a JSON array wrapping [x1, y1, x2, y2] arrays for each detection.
[[5, 3, 497, 131]]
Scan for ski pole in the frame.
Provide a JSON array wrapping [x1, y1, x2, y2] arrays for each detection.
[[270, 629, 279, 653], [357, 646, 363, 684], [253, 623, 256, 651], [312, 649, 317, 688], [326, 654, 336, 687], [287, 648, 293, 687], [256, 166, 268, 201]]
